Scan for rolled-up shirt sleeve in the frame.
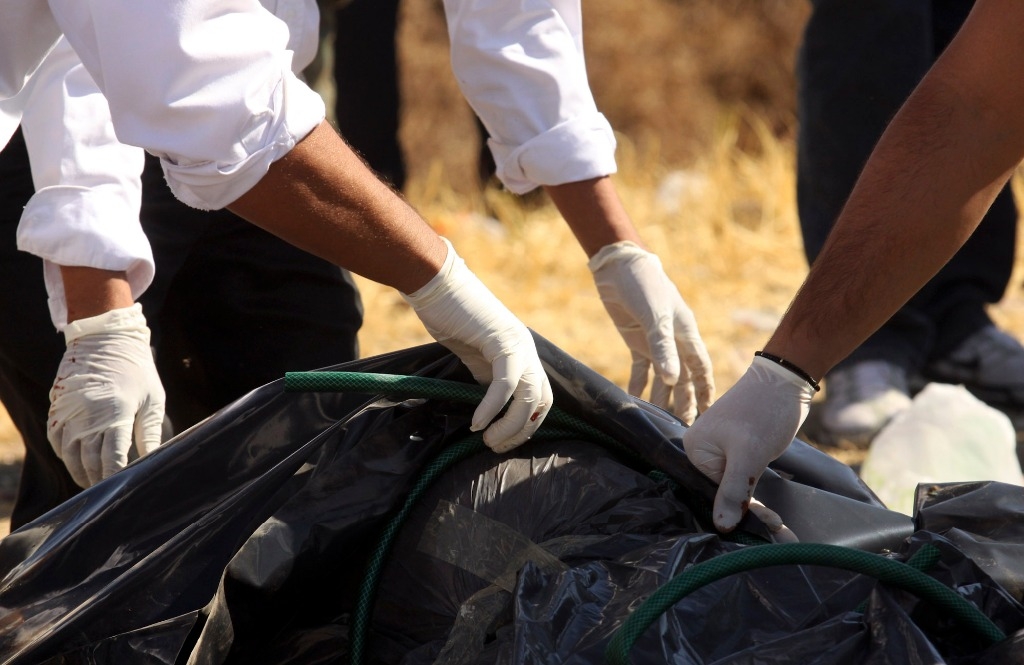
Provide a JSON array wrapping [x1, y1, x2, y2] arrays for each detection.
[[16, 38, 154, 331], [4, 0, 327, 327], [47, 0, 325, 211], [444, 0, 617, 194]]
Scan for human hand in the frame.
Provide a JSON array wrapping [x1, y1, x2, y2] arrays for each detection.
[[588, 241, 714, 423], [48, 304, 166, 488], [682, 355, 816, 533], [403, 238, 552, 453]]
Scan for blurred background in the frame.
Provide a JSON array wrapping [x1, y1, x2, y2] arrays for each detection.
[[394, 0, 807, 196], [3, 0, 1024, 530]]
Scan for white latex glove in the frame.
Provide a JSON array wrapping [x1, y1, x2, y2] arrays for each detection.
[[589, 241, 715, 423], [48, 303, 166, 488], [403, 238, 553, 453], [682, 355, 816, 533]]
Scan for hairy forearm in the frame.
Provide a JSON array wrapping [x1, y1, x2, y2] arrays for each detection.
[[228, 120, 447, 294], [765, 0, 1024, 379]]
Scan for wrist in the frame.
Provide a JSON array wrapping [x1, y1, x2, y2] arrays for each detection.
[[587, 240, 656, 273], [63, 303, 148, 344], [753, 351, 821, 392], [402, 237, 457, 303]]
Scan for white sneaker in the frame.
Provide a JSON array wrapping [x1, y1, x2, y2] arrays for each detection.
[[821, 360, 912, 446], [925, 325, 1024, 408]]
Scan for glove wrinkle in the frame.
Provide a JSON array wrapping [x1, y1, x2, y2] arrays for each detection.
[[683, 356, 815, 533], [589, 240, 714, 422], [403, 238, 552, 452], [48, 303, 167, 488]]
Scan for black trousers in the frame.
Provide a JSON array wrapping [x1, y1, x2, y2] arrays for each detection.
[[333, 0, 407, 190], [796, 0, 1017, 374], [332, 0, 495, 189], [0, 130, 363, 528], [0, 129, 78, 529]]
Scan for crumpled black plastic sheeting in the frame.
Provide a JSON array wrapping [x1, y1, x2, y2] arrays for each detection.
[[365, 446, 1024, 665], [0, 335, 1019, 664]]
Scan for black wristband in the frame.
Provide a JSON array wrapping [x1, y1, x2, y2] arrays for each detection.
[[754, 351, 821, 392]]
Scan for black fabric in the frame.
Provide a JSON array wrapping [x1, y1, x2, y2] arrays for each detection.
[[331, 0, 495, 191], [136, 152, 363, 431], [334, 0, 406, 190], [0, 128, 80, 529]]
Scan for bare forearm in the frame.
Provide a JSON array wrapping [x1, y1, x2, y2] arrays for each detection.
[[228, 120, 447, 294], [61, 267, 135, 323], [544, 176, 644, 257], [766, 0, 1024, 379]]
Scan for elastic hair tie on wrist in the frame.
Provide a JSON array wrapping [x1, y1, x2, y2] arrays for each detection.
[[754, 351, 821, 392]]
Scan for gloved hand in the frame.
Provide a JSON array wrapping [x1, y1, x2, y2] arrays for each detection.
[[682, 355, 816, 533], [404, 238, 553, 453], [48, 303, 166, 488], [589, 241, 714, 423]]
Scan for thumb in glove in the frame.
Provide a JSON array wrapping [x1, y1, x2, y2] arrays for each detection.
[[403, 238, 553, 453], [682, 354, 816, 532]]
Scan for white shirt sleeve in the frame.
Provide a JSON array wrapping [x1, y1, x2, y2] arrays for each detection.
[[260, 0, 322, 73], [443, 0, 618, 194], [35, 0, 326, 211], [0, 0, 327, 327], [15, 38, 154, 331], [0, 2, 61, 101]]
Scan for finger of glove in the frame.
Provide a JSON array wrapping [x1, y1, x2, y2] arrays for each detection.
[[100, 425, 133, 482], [679, 340, 715, 413], [134, 400, 167, 458], [484, 380, 551, 453], [672, 378, 698, 425], [626, 354, 651, 398], [712, 457, 763, 533], [61, 435, 92, 489], [646, 315, 681, 387], [748, 499, 799, 543], [666, 360, 697, 422], [472, 383, 514, 437], [47, 412, 65, 460], [481, 361, 551, 453], [650, 377, 672, 412], [672, 304, 715, 408]]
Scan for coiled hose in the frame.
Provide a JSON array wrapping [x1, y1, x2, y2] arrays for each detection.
[[284, 371, 1006, 665]]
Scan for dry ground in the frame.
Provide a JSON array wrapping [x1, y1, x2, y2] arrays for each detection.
[[3, 1, 1024, 536]]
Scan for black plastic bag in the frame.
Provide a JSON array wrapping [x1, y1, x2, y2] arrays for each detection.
[[0, 335, 1021, 664]]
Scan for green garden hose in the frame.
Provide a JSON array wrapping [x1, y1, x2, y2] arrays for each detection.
[[284, 371, 627, 454], [345, 428, 578, 665], [284, 371, 740, 539], [285, 371, 1005, 665], [285, 371, 645, 665], [604, 542, 1005, 665]]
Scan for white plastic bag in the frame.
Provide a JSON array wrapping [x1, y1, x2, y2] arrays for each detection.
[[859, 382, 1024, 515]]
